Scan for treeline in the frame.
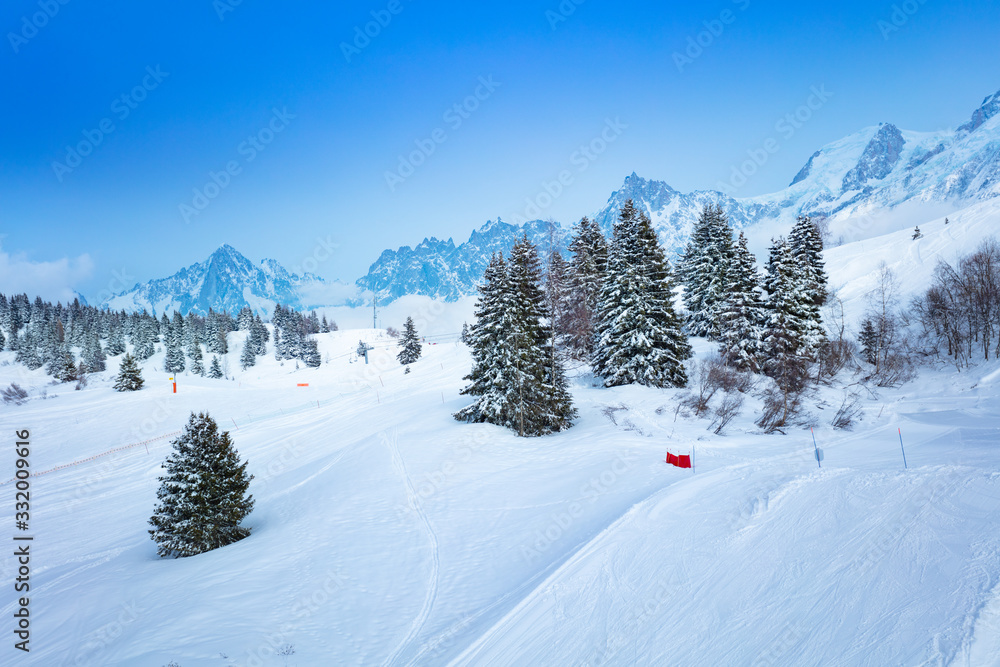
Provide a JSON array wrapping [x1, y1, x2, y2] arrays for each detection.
[[456, 200, 831, 435], [912, 237, 1000, 367], [0, 294, 336, 385]]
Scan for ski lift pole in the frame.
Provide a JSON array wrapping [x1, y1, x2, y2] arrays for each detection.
[[898, 428, 908, 469]]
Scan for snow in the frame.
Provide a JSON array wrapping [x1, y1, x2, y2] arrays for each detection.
[[2, 204, 1000, 665]]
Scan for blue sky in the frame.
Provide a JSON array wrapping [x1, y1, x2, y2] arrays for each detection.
[[1, 0, 999, 302]]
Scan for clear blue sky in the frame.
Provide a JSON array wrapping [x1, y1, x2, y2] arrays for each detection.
[[1, 0, 998, 302]]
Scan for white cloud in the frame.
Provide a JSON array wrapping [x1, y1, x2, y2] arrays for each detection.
[[0, 243, 94, 303]]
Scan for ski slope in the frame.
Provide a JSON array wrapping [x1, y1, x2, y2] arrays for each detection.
[[1, 322, 999, 666]]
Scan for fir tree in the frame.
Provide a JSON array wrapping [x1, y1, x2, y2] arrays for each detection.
[[762, 238, 814, 384], [105, 325, 126, 356], [592, 200, 690, 388], [208, 355, 224, 379], [455, 253, 519, 428], [563, 216, 608, 357], [680, 204, 736, 338], [717, 232, 767, 371], [83, 333, 107, 373], [300, 339, 321, 368], [148, 413, 254, 558], [188, 336, 205, 376], [506, 236, 576, 435], [114, 353, 145, 391], [320, 315, 331, 333], [240, 342, 256, 370], [133, 318, 156, 360], [460, 322, 470, 344], [397, 316, 422, 365], [788, 215, 829, 308], [164, 316, 186, 375], [858, 319, 878, 365], [55, 349, 78, 383]]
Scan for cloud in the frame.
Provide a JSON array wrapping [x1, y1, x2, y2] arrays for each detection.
[[296, 280, 362, 307], [0, 243, 94, 303]]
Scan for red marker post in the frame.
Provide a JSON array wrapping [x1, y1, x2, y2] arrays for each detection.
[[170, 376, 176, 394]]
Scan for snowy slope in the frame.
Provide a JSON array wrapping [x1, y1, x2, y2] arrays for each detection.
[[2, 282, 1000, 665]]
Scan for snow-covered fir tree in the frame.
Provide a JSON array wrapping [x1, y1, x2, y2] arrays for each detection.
[[762, 237, 815, 388], [188, 335, 205, 376], [679, 204, 737, 338], [859, 318, 878, 365], [717, 232, 767, 372], [301, 339, 321, 368], [239, 342, 256, 370], [455, 253, 517, 428], [396, 316, 422, 365], [114, 353, 144, 391], [208, 355, 224, 379], [788, 215, 829, 309], [105, 325, 126, 356], [591, 199, 691, 388], [506, 236, 576, 435], [164, 315, 186, 374], [83, 332, 107, 373], [563, 216, 608, 357], [148, 412, 254, 558], [544, 249, 572, 354], [54, 349, 78, 383]]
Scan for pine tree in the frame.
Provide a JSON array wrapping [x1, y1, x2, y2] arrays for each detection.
[[237, 306, 255, 331], [680, 204, 736, 338], [456, 253, 519, 428], [762, 238, 813, 384], [544, 249, 572, 353], [858, 318, 878, 365], [506, 236, 576, 435], [164, 315, 186, 375], [320, 315, 331, 333], [188, 336, 205, 376], [208, 355, 224, 379], [240, 342, 256, 370], [717, 232, 766, 371], [83, 333, 107, 373], [788, 215, 829, 308], [106, 325, 126, 356], [592, 200, 690, 388], [460, 322, 470, 344], [563, 216, 608, 357], [148, 413, 254, 558], [300, 339, 321, 368], [114, 353, 145, 391], [397, 316, 422, 365], [55, 349, 78, 383], [250, 316, 269, 356], [133, 318, 156, 360]]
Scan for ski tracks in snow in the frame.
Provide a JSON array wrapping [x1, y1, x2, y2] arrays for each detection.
[[382, 429, 441, 667]]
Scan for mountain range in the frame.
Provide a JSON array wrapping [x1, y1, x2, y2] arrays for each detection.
[[103, 88, 1000, 314]]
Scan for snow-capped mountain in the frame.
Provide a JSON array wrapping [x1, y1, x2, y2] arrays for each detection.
[[362, 87, 1000, 303], [591, 172, 779, 255], [102, 245, 332, 316], [357, 219, 569, 302], [764, 89, 1000, 220]]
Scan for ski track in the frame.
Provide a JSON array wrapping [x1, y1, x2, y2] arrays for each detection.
[[383, 429, 441, 667]]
